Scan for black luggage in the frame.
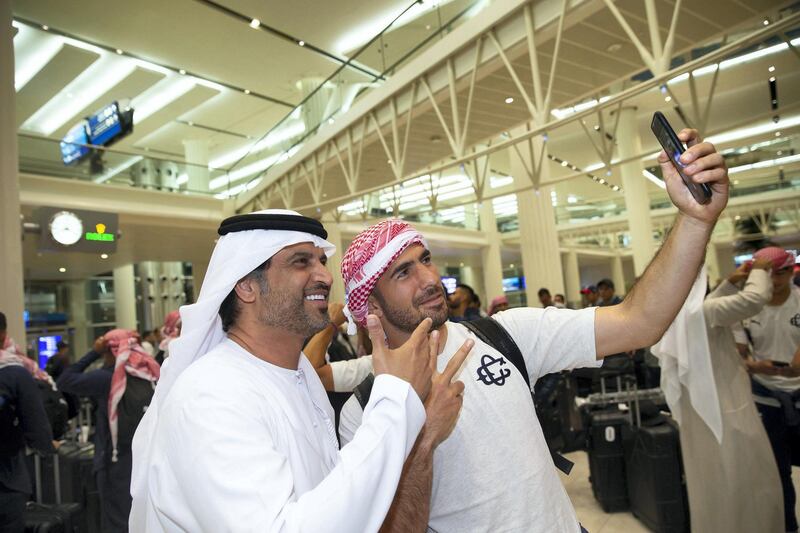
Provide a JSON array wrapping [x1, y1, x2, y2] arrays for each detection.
[[623, 405, 689, 533], [24, 453, 82, 533], [585, 407, 630, 512]]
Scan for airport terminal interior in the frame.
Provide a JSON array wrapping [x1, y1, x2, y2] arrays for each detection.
[[2, 0, 800, 531]]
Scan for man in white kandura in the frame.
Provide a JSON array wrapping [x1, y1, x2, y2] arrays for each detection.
[[129, 209, 469, 532]]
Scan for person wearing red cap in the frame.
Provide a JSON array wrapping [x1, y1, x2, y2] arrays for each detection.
[[739, 246, 800, 532], [336, 128, 729, 532]]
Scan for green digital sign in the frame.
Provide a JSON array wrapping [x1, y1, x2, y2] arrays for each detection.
[[85, 223, 115, 242]]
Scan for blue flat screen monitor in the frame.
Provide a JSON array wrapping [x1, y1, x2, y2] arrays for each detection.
[[502, 276, 526, 292], [88, 102, 123, 146], [441, 276, 458, 294], [38, 334, 62, 369], [60, 122, 90, 165]]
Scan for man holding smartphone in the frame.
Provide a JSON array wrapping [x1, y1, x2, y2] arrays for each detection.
[[335, 128, 730, 532]]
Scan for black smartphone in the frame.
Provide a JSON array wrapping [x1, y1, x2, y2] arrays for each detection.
[[650, 111, 712, 205], [771, 360, 790, 368]]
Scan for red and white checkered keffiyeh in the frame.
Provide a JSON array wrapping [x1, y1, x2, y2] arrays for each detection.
[[341, 219, 427, 334], [158, 310, 181, 352], [106, 329, 160, 462], [754, 246, 796, 270], [0, 336, 56, 390]]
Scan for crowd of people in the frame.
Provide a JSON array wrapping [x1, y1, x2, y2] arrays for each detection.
[[0, 129, 797, 532]]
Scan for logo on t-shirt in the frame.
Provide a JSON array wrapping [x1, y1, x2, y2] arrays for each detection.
[[790, 314, 800, 328], [476, 354, 511, 386]]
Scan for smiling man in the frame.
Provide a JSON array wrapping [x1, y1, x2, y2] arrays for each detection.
[[337, 128, 730, 532], [129, 209, 449, 532]]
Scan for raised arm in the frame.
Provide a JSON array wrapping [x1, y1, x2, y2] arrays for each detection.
[[703, 259, 772, 327], [595, 129, 729, 358]]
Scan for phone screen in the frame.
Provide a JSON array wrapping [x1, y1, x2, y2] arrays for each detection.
[[650, 112, 712, 205], [771, 361, 790, 368]]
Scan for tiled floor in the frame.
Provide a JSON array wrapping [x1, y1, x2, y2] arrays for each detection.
[[561, 451, 800, 533]]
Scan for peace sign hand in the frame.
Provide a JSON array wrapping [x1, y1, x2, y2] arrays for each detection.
[[368, 315, 435, 401], [419, 332, 473, 450]]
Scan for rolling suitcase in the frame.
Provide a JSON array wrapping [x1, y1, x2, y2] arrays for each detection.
[[586, 407, 630, 512], [623, 404, 689, 533], [24, 453, 82, 533]]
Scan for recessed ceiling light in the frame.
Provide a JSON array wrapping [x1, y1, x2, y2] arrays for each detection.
[[593, 125, 600, 131], [41, 25, 49, 31], [510, 263, 515, 268], [664, 96, 672, 102], [244, 89, 250, 94], [58, 267, 66, 273], [100, 253, 108, 259], [769, 76, 776, 82], [763, 19, 770, 26], [116, 49, 123, 55], [505, 97, 514, 104], [769, 65, 775, 72], [459, 262, 464, 267], [733, 180, 740, 185], [250, 18, 260, 28], [179, 69, 187, 75], [298, 40, 305, 47], [776, 131, 782, 136], [561, 160, 568, 167], [425, 24, 432, 30], [735, 214, 741, 220], [187, 121, 194, 126], [777, 150, 783, 156]]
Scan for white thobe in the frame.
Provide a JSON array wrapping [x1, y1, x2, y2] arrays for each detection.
[[678, 270, 783, 533], [130, 339, 424, 532]]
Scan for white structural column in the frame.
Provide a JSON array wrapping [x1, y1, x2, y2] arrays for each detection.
[[326, 222, 345, 306], [706, 242, 721, 287], [563, 250, 581, 308], [479, 201, 505, 305], [611, 254, 627, 296], [67, 281, 89, 357], [0, 4, 25, 347], [113, 264, 138, 330], [511, 137, 565, 306], [183, 140, 210, 193], [616, 105, 654, 275]]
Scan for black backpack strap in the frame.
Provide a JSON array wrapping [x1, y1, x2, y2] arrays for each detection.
[[353, 373, 375, 410], [461, 317, 574, 476]]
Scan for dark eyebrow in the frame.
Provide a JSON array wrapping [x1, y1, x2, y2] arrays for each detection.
[[287, 251, 314, 262], [389, 259, 415, 278]]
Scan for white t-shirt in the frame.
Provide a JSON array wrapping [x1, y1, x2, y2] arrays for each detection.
[[131, 339, 425, 532], [340, 307, 600, 533], [744, 287, 800, 392]]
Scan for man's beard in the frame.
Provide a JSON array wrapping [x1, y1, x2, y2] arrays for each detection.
[[380, 285, 449, 334], [258, 280, 331, 338]]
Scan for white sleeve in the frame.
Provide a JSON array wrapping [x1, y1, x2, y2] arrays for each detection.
[[161, 373, 423, 533], [331, 355, 374, 392], [338, 393, 365, 447], [732, 323, 749, 345], [703, 269, 771, 328], [493, 307, 599, 381]]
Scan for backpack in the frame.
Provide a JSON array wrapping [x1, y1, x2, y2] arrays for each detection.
[[116, 376, 155, 452], [353, 317, 574, 475], [0, 379, 24, 455], [36, 381, 69, 440]]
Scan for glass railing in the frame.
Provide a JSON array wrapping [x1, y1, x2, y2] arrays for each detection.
[[18, 133, 225, 197]]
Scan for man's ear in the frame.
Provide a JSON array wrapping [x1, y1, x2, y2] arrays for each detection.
[[234, 276, 260, 305], [367, 293, 384, 319]]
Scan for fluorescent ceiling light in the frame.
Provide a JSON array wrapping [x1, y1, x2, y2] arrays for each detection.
[[706, 114, 800, 146], [727, 153, 800, 175], [13, 24, 62, 91], [642, 169, 666, 189], [132, 76, 197, 123], [21, 55, 136, 135], [210, 121, 305, 169]]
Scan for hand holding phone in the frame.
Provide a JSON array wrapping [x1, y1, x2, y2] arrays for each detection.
[[651, 112, 712, 205], [771, 360, 789, 368]]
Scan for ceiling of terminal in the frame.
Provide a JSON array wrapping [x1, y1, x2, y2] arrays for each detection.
[[10, 0, 800, 280]]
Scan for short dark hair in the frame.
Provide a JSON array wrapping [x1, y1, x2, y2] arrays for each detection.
[[219, 259, 270, 332], [537, 288, 551, 297], [0, 312, 6, 331], [456, 283, 476, 298], [597, 278, 614, 290]]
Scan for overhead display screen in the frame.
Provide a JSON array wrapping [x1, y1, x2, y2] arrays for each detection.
[[60, 122, 90, 165], [87, 101, 124, 146]]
